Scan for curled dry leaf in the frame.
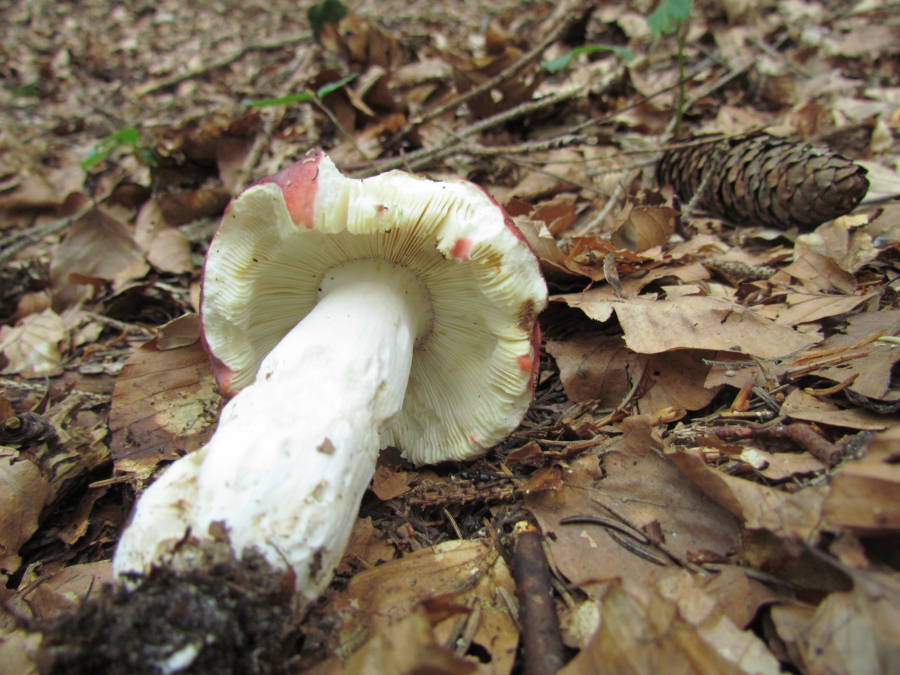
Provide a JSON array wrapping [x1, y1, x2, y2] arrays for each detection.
[[554, 293, 817, 358], [610, 205, 679, 252], [0, 453, 50, 576], [781, 389, 891, 431], [310, 609, 475, 675], [0, 308, 67, 377], [528, 418, 740, 595], [823, 426, 900, 531], [50, 208, 149, 309], [792, 571, 900, 675], [326, 539, 517, 675], [668, 447, 827, 540], [810, 308, 900, 400], [134, 200, 193, 275], [155, 312, 201, 351], [560, 577, 781, 675], [109, 337, 221, 485]]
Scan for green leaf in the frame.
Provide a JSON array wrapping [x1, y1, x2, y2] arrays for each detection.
[[81, 127, 144, 171], [315, 73, 358, 98], [11, 82, 41, 98], [244, 74, 357, 108], [308, 0, 348, 40], [647, 0, 693, 37], [243, 91, 315, 107], [543, 44, 634, 73]]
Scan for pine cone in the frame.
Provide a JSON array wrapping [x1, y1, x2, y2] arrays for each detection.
[[657, 133, 869, 229]]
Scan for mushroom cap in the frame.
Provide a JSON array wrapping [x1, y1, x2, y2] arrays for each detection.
[[201, 150, 547, 464]]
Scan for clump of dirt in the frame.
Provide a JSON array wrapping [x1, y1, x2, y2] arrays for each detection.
[[37, 541, 304, 675]]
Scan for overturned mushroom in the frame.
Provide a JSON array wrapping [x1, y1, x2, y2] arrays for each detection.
[[114, 150, 547, 606]]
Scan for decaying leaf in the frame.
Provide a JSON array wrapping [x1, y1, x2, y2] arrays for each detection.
[[560, 577, 781, 675], [109, 337, 221, 484], [528, 417, 740, 595], [49, 208, 149, 309], [0, 308, 67, 377], [0, 453, 50, 576], [668, 447, 827, 540], [553, 293, 817, 358], [823, 426, 900, 531], [327, 539, 518, 674], [310, 609, 476, 675]]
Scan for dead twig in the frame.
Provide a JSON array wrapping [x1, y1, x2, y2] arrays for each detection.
[[711, 422, 845, 466], [512, 522, 565, 675]]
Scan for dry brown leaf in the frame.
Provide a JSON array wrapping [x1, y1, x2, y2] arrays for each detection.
[[371, 463, 413, 501], [775, 241, 857, 294], [310, 609, 475, 675], [799, 571, 900, 675], [134, 199, 193, 275], [49, 208, 149, 308], [0, 308, 66, 377], [610, 205, 679, 252], [337, 516, 396, 575], [327, 539, 517, 675], [560, 577, 781, 675], [668, 447, 827, 539], [781, 389, 891, 431], [698, 565, 778, 630], [823, 426, 900, 531], [528, 418, 740, 595], [811, 309, 900, 400], [553, 293, 817, 357], [11, 561, 112, 621], [755, 291, 875, 326], [109, 338, 221, 484], [0, 453, 50, 576], [546, 334, 642, 405], [738, 447, 826, 481], [155, 313, 201, 351], [548, 336, 720, 412]]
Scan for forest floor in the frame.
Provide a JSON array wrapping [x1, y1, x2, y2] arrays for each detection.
[[1, 0, 900, 673]]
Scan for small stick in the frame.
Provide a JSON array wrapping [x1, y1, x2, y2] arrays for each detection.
[[712, 422, 844, 466], [512, 521, 565, 675]]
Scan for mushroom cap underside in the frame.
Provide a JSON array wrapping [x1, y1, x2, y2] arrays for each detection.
[[201, 152, 547, 464]]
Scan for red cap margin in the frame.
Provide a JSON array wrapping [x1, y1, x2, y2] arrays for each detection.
[[259, 148, 325, 229]]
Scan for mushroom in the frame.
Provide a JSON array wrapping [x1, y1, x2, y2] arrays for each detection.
[[113, 150, 547, 606]]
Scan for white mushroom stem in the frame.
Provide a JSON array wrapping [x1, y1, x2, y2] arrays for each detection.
[[114, 260, 431, 601]]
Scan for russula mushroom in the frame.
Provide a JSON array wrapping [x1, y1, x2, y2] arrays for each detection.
[[113, 150, 547, 606]]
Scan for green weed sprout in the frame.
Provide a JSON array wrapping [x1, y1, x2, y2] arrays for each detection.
[[648, 0, 693, 135], [82, 127, 157, 171]]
